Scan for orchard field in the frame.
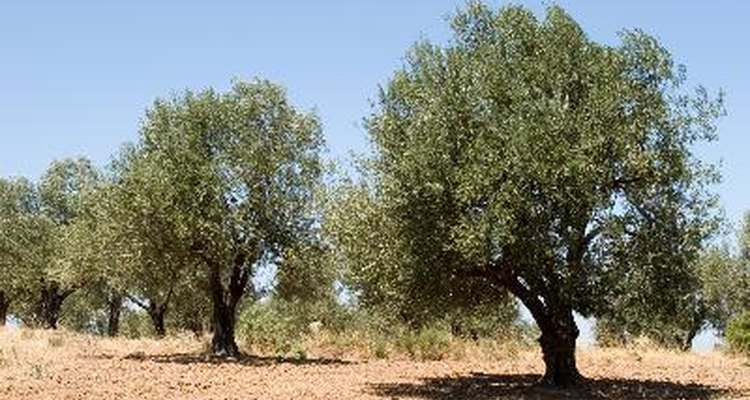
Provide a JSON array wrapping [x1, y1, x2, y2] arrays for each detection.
[[0, 328, 748, 400], [3, 1, 750, 398]]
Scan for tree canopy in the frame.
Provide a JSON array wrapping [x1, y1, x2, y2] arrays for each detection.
[[117, 79, 326, 355], [334, 2, 723, 387]]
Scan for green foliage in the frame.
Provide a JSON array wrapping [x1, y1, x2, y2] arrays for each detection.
[[38, 158, 100, 226], [58, 288, 109, 335], [1, 158, 101, 327], [275, 237, 337, 308], [0, 177, 52, 314], [120, 308, 156, 339], [164, 282, 211, 336], [597, 221, 750, 349], [328, 178, 519, 330], [329, 2, 722, 384], [237, 301, 312, 356], [695, 244, 750, 336], [394, 324, 453, 361], [128, 79, 325, 349], [726, 311, 750, 356]]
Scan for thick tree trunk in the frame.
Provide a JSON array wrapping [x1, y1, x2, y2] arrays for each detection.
[[148, 305, 167, 337], [39, 281, 73, 329], [208, 252, 249, 357], [210, 297, 238, 356], [499, 272, 584, 389], [0, 291, 9, 326], [128, 296, 169, 338], [106, 294, 122, 337], [538, 309, 583, 388]]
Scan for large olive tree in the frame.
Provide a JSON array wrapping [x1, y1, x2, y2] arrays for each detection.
[[124, 80, 324, 355], [351, 3, 722, 387]]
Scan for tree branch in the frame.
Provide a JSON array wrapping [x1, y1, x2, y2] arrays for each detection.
[[127, 295, 150, 311]]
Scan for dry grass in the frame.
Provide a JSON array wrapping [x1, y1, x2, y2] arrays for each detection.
[[0, 327, 749, 399]]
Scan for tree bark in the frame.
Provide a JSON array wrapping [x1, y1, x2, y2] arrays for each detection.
[[498, 272, 583, 388], [0, 291, 9, 326], [148, 304, 167, 337], [208, 251, 250, 357], [210, 293, 238, 356], [128, 294, 170, 338], [106, 293, 123, 337], [39, 280, 74, 329], [537, 309, 583, 388]]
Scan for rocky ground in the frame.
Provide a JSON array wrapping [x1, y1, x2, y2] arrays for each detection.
[[0, 328, 748, 399]]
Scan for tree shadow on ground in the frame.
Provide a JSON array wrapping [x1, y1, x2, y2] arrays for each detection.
[[122, 351, 354, 367], [371, 373, 739, 400]]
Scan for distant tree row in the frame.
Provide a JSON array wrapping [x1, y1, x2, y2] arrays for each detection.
[[1, 2, 746, 389]]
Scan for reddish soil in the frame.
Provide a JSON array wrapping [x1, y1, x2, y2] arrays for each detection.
[[1, 329, 748, 399]]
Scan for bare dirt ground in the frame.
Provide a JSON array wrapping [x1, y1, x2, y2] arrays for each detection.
[[1, 328, 749, 400]]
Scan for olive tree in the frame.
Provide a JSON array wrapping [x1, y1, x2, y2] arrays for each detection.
[[351, 3, 722, 387], [1, 158, 102, 329], [0, 178, 51, 325], [126, 79, 324, 355], [101, 147, 199, 337]]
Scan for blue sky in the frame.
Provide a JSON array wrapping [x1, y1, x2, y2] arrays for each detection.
[[1, 1, 747, 230]]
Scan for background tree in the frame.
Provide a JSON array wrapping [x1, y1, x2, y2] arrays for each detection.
[[597, 213, 750, 349], [339, 3, 723, 387], [709, 213, 750, 340], [327, 181, 518, 337], [30, 157, 101, 329], [106, 147, 198, 337], [125, 79, 324, 356], [0, 177, 52, 325]]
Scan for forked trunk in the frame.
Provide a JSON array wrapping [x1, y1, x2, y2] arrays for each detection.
[[39, 281, 73, 329], [538, 309, 583, 388], [206, 251, 250, 357], [0, 291, 8, 326]]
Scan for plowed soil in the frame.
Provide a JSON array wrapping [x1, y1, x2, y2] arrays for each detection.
[[1, 328, 748, 399]]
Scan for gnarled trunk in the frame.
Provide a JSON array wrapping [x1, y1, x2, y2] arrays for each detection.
[[538, 309, 582, 388], [208, 252, 250, 357], [148, 304, 167, 337], [210, 295, 238, 356], [0, 291, 9, 326], [503, 273, 583, 389], [39, 281, 74, 329], [106, 293, 122, 337]]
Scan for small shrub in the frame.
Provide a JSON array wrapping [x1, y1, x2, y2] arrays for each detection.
[[369, 338, 390, 359], [393, 325, 453, 361], [726, 311, 750, 356], [48, 336, 64, 348], [120, 309, 154, 339], [292, 341, 308, 361], [238, 302, 299, 355], [414, 326, 452, 361], [28, 362, 45, 380], [20, 329, 36, 341]]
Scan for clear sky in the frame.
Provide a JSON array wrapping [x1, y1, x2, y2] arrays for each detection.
[[1, 1, 747, 227]]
